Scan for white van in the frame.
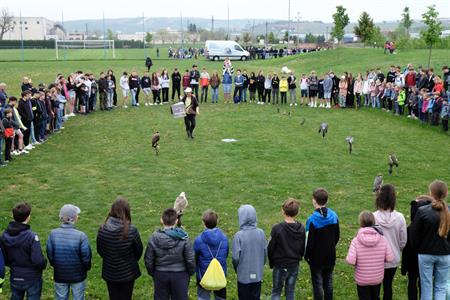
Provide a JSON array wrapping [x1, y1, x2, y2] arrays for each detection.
[[204, 40, 250, 61]]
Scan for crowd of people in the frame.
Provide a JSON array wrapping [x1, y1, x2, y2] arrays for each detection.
[[1, 59, 449, 166], [0, 180, 448, 300]]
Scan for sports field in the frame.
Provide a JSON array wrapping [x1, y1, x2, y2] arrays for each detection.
[[0, 48, 449, 299]]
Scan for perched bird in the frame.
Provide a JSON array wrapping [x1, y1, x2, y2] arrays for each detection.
[[388, 154, 399, 175], [174, 192, 188, 216], [151, 131, 160, 155], [373, 174, 383, 193], [346, 136, 354, 154], [174, 192, 188, 227], [318, 122, 328, 138], [300, 118, 306, 125]]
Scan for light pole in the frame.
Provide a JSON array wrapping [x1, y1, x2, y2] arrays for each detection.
[[287, 0, 291, 44], [227, 0, 230, 40]]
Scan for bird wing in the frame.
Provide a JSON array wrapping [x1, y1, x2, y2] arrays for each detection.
[[391, 155, 399, 166], [152, 133, 160, 147], [173, 192, 188, 214]]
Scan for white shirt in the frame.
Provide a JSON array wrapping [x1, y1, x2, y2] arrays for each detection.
[[120, 76, 129, 90]]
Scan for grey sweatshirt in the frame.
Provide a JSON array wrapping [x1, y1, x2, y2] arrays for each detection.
[[232, 205, 267, 284], [323, 76, 333, 93]]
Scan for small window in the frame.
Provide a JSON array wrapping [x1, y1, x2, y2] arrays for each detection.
[[19, 21, 22, 24], [25, 27, 28, 30], [234, 45, 243, 52], [24, 21, 27, 24], [37, 21, 40, 24], [13, 21, 16, 24], [225, 48, 232, 54]]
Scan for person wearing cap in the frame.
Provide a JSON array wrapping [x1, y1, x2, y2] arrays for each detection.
[[46, 205, 92, 300], [190, 65, 200, 99], [181, 87, 199, 139]]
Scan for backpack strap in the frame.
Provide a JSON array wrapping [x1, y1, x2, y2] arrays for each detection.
[[206, 241, 222, 259]]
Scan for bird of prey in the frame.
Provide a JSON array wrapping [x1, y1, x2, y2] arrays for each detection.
[[173, 192, 188, 216], [373, 174, 383, 193], [151, 131, 160, 155], [346, 136, 354, 154], [388, 154, 399, 175], [318, 122, 328, 138], [300, 118, 306, 125]]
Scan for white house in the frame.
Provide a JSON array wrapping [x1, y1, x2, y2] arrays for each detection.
[[3, 17, 56, 40]]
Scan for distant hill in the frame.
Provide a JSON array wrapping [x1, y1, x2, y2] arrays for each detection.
[[62, 17, 450, 35]]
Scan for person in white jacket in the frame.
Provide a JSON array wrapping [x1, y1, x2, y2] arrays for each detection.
[[160, 69, 170, 104], [373, 184, 407, 300], [362, 75, 370, 107], [119, 72, 130, 108]]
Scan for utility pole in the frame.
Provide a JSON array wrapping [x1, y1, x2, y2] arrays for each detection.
[[62, 11, 66, 61], [211, 15, 214, 33], [85, 23, 88, 39], [287, 0, 291, 44], [265, 21, 268, 47], [19, 10, 24, 62], [180, 12, 184, 48], [227, 0, 230, 40], [142, 12, 147, 58], [102, 11, 106, 60]]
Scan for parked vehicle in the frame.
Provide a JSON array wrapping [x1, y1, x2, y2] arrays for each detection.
[[204, 40, 250, 61]]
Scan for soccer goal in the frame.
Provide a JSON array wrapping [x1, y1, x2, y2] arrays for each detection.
[[55, 39, 116, 60]]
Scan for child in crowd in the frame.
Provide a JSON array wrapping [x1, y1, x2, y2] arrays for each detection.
[[398, 87, 406, 115], [210, 71, 221, 104], [106, 75, 115, 110], [323, 73, 333, 109], [346, 211, 394, 300], [279, 75, 288, 105], [363, 75, 370, 107], [182, 70, 191, 92], [271, 73, 280, 105], [300, 74, 309, 105], [232, 205, 267, 300], [288, 72, 297, 107], [160, 69, 170, 104], [223, 67, 233, 104], [2, 108, 18, 162], [234, 70, 244, 104], [151, 72, 162, 105], [128, 71, 140, 107], [431, 92, 443, 126], [264, 73, 272, 104], [308, 71, 319, 107], [376, 80, 384, 109], [0, 203, 47, 299], [421, 91, 430, 123], [268, 199, 306, 300], [47, 204, 92, 300], [256, 71, 265, 104], [369, 80, 377, 108], [194, 210, 229, 300], [373, 184, 407, 300], [200, 68, 210, 103], [383, 83, 393, 112], [339, 76, 348, 108], [119, 72, 130, 108], [305, 188, 340, 300], [441, 99, 449, 131], [318, 75, 324, 107], [145, 208, 195, 300], [248, 72, 257, 103], [140, 72, 152, 106]]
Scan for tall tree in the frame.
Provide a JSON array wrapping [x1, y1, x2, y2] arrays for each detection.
[[331, 6, 350, 44], [0, 8, 14, 40], [283, 31, 289, 42], [420, 5, 442, 68], [268, 32, 276, 44], [304, 33, 317, 43], [242, 32, 252, 44], [353, 11, 375, 45], [107, 29, 117, 41], [145, 32, 153, 44], [401, 6, 413, 38]]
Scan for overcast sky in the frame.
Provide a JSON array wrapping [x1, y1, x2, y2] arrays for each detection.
[[3, 0, 450, 22]]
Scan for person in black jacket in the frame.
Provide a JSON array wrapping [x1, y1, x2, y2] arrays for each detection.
[[107, 70, 117, 106], [171, 68, 182, 101], [2, 108, 18, 162], [190, 65, 200, 99], [17, 91, 33, 147], [145, 57, 153, 72], [256, 71, 265, 104], [0, 203, 47, 299], [401, 195, 433, 300], [242, 69, 249, 103], [96, 198, 143, 300], [145, 208, 195, 300], [181, 87, 199, 139], [97, 73, 108, 111], [268, 199, 306, 300], [410, 180, 450, 300]]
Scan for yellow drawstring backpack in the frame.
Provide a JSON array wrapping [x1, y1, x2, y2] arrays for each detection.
[[199, 241, 227, 291]]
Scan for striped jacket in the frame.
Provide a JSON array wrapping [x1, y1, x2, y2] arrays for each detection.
[[46, 224, 91, 283]]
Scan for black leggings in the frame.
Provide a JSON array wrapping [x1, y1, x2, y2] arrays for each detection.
[[106, 281, 134, 300], [257, 88, 264, 102], [162, 88, 169, 103], [172, 85, 181, 100], [5, 137, 12, 161], [407, 273, 420, 300], [184, 114, 196, 135], [152, 89, 161, 104], [264, 89, 271, 103], [382, 267, 397, 300]]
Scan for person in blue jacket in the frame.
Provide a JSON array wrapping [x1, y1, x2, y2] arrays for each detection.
[[233, 70, 244, 104], [194, 209, 229, 300], [0, 202, 47, 300], [47, 204, 92, 300]]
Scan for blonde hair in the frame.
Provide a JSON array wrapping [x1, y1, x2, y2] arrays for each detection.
[[359, 211, 375, 228], [429, 180, 450, 238]]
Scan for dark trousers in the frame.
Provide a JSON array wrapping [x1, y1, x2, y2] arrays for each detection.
[[113, 89, 117, 106], [106, 280, 134, 300], [382, 267, 397, 300], [153, 271, 189, 300], [99, 92, 107, 110], [89, 93, 96, 111], [237, 281, 261, 300], [33, 118, 40, 141], [357, 284, 381, 300], [10, 278, 42, 300], [184, 114, 196, 137], [172, 85, 181, 100], [22, 121, 31, 146], [257, 88, 264, 102], [280, 92, 287, 104], [233, 87, 242, 103], [310, 264, 334, 300], [5, 137, 12, 161], [272, 265, 299, 300], [162, 88, 169, 103], [407, 273, 420, 300], [264, 89, 271, 103], [201, 86, 209, 103], [442, 118, 449, 131], [191, 84, 199, 99], [152, 90, 161, 104], [39, 118, 47, 140], [431, 112, 440, 126]]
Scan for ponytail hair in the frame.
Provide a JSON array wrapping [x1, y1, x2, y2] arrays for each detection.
[[429, 180, 450, 238]]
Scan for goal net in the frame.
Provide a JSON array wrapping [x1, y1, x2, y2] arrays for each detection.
[[55, 40, 116, 60]]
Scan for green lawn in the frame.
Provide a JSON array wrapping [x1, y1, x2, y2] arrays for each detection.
[[0, 48, 449, 299]]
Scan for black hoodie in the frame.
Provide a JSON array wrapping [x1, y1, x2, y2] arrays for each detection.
[[268, 221, 306, 268]]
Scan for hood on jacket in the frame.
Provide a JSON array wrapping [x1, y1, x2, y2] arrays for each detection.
[[280, 222, 305, 240], [201, 228, 226, 247], [238, 205, 257, 230], [357, 227, 382, 247], [152, 227, 188, 250], [104, 216, 126, 233], [2, 222, 31, 247], [375, 210, 402, 229]]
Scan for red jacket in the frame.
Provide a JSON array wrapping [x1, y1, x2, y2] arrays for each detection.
[[182, 75, 190, 88], [405, 72, 416, 87]]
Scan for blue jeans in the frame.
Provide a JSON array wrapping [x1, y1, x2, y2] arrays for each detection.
[[211, 88, 219, 103], [310, 264, 334, 300], [55, 281, 86, 300], [30, 121, 37, 143], [10, 279, 42, 300], [197, 285, 226, 300], [242, 87, 247, 102], [271, 265, 299, 300], [39, 118, 47, 140], [56, 108, 63, 129], [131, 88, 138, 106], [418, 254, 450, 300]]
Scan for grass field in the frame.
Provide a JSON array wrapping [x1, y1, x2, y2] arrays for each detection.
[[0, 48, 449, 299]]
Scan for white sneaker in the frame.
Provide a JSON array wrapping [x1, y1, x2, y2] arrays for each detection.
[[21, 149, 29, 154], [295, 103, 298, 106], [12, 150, 20, 156], [145, 103, 148, 106], [25, 145, 33, 150], [123, 105, 128, 109], [70, 113, 76, 117], [33, 141, 41, 145], [136, 103, 140, 106], [149, 103, 154, 106], [160, 103, 163, 105], [257, 101, 261, 104], [290, 103, 293, 106]]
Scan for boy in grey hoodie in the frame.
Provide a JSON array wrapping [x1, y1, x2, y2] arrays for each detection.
[[232, 204, 267, 300]]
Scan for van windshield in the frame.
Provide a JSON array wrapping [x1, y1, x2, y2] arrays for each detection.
[[234, 45, 243, 52]]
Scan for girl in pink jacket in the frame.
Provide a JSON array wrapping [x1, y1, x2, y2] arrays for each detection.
[[346, 211, 394, 300]]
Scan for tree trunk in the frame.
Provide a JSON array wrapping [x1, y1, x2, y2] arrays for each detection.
[[427, 44, 432, 70]]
